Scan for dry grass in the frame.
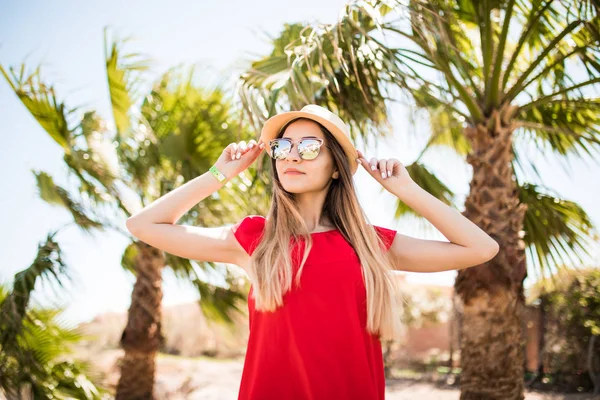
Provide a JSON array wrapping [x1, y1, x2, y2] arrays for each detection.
[[72, 302, 598, 399], [74, 348, 597, 400]]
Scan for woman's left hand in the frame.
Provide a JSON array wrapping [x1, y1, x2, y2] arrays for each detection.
[[356, 150, 414, 192]]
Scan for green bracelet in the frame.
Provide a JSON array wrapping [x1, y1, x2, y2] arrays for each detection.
[[209, 165, 227, 183]]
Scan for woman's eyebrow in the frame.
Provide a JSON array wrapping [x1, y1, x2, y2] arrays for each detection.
[[281, 136, 320, 140]]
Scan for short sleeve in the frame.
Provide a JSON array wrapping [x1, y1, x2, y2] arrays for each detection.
[[373, 225, 397, 252], [232, 215, 266, 256]]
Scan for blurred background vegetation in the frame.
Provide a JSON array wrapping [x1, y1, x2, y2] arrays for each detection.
[[1, 0, 599, 398]]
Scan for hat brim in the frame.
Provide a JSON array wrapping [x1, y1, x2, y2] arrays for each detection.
[[258, 111, 358, 175]]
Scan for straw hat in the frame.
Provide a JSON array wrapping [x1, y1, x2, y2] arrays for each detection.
[[258, 104, 359, 175]]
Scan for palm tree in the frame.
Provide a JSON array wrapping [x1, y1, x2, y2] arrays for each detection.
[[0, 228, 109, 399], [105, 33, 270, 399], [237, 1, 599, 398], [1, 29, 270, 399]]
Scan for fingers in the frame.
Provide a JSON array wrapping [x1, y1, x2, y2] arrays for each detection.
[[248, 139, 266, 151], [246, 140, 264, 160], [385, 160, 394, 177], [234, 141, 247, 160], [230, 139, 264, 161], [360, 152, 380, 173], [378, 159, 387, 178], [230, 143, 239, 161], [369, 157, 378, 171], [356, 149, 395, 179]]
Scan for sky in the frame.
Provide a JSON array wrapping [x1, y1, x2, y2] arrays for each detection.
[[1, 0, 599, 326]]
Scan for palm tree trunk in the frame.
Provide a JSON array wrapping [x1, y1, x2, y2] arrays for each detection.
[[455, 110, 528, 400], [116, 241, 165, 400]]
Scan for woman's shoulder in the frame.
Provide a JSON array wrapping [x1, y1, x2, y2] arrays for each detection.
[[232, 215, 267, 256], [240, 214, 267, 225], [247, 214, 267, 220], [233, 214, 266, 232]]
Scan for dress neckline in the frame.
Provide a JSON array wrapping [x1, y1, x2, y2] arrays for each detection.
[[309, 229, 338, 235], [259, 216, 338, 235]]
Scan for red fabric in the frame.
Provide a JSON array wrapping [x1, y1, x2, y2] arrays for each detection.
[[232, 215, 397, 400]]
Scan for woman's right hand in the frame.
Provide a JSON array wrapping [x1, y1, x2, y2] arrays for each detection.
[[214, 139, 266, 180]]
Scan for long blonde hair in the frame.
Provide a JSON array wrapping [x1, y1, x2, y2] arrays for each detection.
[[249, 117, 403, 341]]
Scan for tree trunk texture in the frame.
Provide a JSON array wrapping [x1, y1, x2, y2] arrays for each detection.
[[456, 110, 528, 400], [116, 241, 165, 400]]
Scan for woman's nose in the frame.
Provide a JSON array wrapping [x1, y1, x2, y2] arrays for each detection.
[[285, 144, 302, 161]]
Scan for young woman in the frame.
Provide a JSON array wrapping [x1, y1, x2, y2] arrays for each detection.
[[126, 104, 499, 399]]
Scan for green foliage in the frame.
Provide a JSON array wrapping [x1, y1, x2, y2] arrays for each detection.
[[529, 267, 600, 336], [238, 3, 399, 145], [527, 267, 600, 388], [0, 235, 109, 399], [33, 171, 106, 233], [0, 303, 109, 399], [0, 64, 73, 149], [104, 28, 152, 136], [394, 162, 457, 219], [520, 183, 598, 277]]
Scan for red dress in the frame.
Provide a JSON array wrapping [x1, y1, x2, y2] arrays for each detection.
[[232, 215, 397, 400]]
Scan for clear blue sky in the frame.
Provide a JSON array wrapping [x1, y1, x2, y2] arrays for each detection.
[[1, 0, 599, 326]]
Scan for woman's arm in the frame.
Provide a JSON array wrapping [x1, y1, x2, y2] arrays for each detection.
[[357, 150, 499, 273], [127, 169, 225, 227], [126, 171, 240, 264], [387, 181, 499, 272], [126, 139, 265, 267]]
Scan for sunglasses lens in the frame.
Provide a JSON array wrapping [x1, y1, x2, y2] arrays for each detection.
[[270, 140, 291, 160], [269, 138, 322, 160], [298, 139, 321, 160]]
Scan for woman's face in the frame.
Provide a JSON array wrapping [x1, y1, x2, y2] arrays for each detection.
[[275, 119, 339, 194]]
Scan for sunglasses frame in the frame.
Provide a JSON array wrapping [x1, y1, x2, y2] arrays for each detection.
[[268, 137, 325, 160]]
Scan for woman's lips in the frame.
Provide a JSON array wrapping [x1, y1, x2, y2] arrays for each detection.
[[284, 171, 305, 175]]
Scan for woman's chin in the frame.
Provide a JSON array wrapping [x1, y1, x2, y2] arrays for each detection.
[[281, 182, 308, 193]]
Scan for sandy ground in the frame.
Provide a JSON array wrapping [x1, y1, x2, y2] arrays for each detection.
[[89, 349, 599, 399]]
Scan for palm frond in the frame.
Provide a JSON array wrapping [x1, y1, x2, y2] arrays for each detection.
[[192, 277, 248, 327], [501, 1, 600, 124], [505, 19, 584, 100], [411, 87, 472, 160], [404, 1, 485, 120], [506, 17, 600, 101], [515, 98, 600, 164], [164, 253, 248, 327], [1, 61, 129, 216], [393, 162, 457, 219], [237, 3, 404, 141], [0, 284, 108, 399], [519, 182, 598, 281], [103, 27, 152, 136], [518, 77, 600, 112], [420, 107, 471, 158], [0, 63, 78, 151], [490, 0, 517, 105], [502, 0, 565, 91], [33, 171, 106, 233], [0, 233, 69, 348]]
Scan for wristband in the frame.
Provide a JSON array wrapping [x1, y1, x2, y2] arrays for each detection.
[[209, 165, 227, 183]]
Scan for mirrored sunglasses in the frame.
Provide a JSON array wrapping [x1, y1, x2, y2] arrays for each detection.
[[268, 137, 324, 160]]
